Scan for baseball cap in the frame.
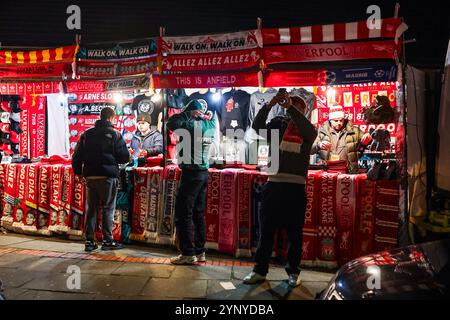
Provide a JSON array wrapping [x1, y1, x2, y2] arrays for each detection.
[[10, 112, 20, 123], [0, 123, 10, 133], [9, 131, 19, 144], [0, 112, 10, 124]]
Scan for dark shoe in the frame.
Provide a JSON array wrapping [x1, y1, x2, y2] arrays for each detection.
[[85, 241, 98, 252], [101, 241, 123, 251]]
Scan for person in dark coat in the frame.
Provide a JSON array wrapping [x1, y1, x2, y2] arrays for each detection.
[[72, 107, 130, 252]]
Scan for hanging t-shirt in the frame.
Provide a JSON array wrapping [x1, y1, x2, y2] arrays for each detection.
[[248, 88, 286, 125], [132, 94, 162, 127], [246, 88, 286, 142], [220, 89, 250, 135], [289, 88, 315, 120], [189, 90, 223, 120], [47, 94, 70, 156], [167, 89, 189, 109]]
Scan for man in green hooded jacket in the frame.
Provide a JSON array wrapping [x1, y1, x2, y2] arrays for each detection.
[[166, 99, 216, 264]]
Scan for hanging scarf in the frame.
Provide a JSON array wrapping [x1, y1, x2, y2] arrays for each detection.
[[279, 120, 303, 153]]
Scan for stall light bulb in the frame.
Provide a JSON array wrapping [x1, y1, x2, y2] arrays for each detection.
[[113, 93, 123, 104], [151, 93, 162, 103], [213, 91, 222, 102]]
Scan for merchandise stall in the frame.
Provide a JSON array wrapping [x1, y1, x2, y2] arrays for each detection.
[[0, 16, 409, 268]]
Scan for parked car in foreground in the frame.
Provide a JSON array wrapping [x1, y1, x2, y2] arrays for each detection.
[[319, 239, 450, 299]]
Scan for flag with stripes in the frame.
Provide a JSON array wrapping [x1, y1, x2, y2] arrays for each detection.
[[262, 18, 404, 45], [0, 45, 77, 78]]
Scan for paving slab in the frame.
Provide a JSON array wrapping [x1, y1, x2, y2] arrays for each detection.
[[82, 274, 149, 296], [21, 272, 94, 293], [20, 258, 82, 273], [112, 263, 175, 278], [15, 289, 97, 300], [0, 253, 42, 269], [0, 269, 41, 288], [206, 280, 283, 300], [9, 240, 84, 253], [171, 265, 232, 280], [301, 281, 329, 297], [1, 287, 29, 299], [301, 270, 334, 282], [76, 260, 124, 275], [262, 281, 316, 300], [0, 235, 35, 247], [141, 278, 207, 299]]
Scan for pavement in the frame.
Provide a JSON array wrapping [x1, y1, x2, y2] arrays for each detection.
[[0, 232, 335, 300]]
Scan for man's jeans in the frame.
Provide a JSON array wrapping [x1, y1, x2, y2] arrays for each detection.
[[84, 178, 118, 243], [174, 169, 208, 256]]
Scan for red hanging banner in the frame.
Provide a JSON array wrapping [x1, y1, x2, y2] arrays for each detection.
[[264, 69, 327, 87], [161, 49, 261, 72], [67, 80, 106, 93], [264, 40, 400, 64], [153, 71, 259, 88], [29, 96, 47, 158], [0, 63, 71, 78]]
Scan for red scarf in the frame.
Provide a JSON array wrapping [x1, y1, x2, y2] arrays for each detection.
[[280, 121, 303, 153]]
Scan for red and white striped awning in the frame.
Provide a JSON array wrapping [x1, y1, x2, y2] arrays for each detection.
[[263, 18, 403, 45]]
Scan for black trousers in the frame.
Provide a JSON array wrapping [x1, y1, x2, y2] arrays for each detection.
[[254, 182, 307, 276], [174, 169, 208, 256]]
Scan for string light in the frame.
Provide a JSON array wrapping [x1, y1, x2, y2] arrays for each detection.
[[113, 92, 123, 104]]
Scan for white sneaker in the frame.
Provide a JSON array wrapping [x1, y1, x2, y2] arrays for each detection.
[[170, 254, 198, 265], [196, 252, 206, 262], [243, 271, 266, 284]]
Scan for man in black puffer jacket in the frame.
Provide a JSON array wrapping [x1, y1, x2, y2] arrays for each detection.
[[72, 107, 130, 252]]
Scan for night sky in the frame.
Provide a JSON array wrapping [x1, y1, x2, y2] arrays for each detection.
[[0, 0, 448, 68]]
